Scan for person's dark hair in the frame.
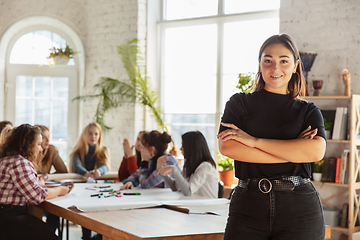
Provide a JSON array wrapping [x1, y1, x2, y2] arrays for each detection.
[[252, 34, 305, 98], [0, 124, 41, 167], [181, 131, 216, 179], [141, 130, 172, 174], [0, 120, 13, 133]]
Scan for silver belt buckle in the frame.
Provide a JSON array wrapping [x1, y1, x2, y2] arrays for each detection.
[[258, 178, 272, 193]]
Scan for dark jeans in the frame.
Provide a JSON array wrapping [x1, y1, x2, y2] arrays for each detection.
[[0, 205, 59, 240], [82, 227, 103, 240], [44, 210, 60, 233], [224, 182, 325, 240]]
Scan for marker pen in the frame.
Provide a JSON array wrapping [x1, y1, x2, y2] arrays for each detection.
[[100, 189, 113, 192], [123, 193, 141, 195]]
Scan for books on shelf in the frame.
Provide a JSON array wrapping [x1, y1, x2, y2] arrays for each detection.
[[320, 150, 350, 184], [340, 150, 350, 184], [332, 107, 348, 140]]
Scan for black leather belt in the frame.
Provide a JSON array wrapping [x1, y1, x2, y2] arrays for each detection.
[[238, 176, 311, 193]]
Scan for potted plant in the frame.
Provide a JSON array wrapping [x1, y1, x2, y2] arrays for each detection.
[[47, 44, 75, 66], [312, 159, 324, 182], [236, 72, 254, 93], [323, 118, 333, 140], [217, 155, 235, 186], [72, 39, 178, 155]]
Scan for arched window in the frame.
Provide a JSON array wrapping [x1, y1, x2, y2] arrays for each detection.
[[5, 29, 79, 165]]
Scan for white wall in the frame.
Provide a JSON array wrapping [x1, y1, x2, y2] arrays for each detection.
[[280, 0, 360, 96], [0, 0, 148, 171]]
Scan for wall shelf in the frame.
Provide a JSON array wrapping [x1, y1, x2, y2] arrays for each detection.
[[309, 94, 360, 240]]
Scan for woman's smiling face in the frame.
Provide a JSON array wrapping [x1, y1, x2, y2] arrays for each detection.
[[259, 43, 298, 94]]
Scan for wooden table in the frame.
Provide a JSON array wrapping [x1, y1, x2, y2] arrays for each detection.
[[33, 201, 226, 240]]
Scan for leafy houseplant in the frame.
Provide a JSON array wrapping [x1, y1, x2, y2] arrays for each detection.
[[217, 157, 234, 171], [47, 44, 75, 66], [312, 159, 324, 182], [217, 155, 235, 186], [236, 72, 254, 93], [73, 39, 178, 154], [323, 118, 333, 131], [323, 118, 333, 140], [313, 160, 324, 173]]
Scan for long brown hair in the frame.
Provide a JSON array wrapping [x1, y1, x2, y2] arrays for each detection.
[[34, 124, 51, 166], [252, 34, 305, 98], [0, 124, 41, 168], [69, 122, 109, 172]]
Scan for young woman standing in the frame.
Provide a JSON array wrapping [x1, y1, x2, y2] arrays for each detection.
[[217, 34, 326, 240]]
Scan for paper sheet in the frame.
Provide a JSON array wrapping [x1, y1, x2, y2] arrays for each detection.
[[48, 183, 229, 214]]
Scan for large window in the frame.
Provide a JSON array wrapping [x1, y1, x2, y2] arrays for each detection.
[[6, 30, 78, 163], [160, 0, 280, 156]]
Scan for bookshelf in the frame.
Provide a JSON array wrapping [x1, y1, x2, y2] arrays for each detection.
[[303, 94, 360, 240]]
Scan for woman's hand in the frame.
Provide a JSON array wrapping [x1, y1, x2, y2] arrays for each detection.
[[89, 169, 101, 179], [84, 171, 92, 179], [156, 155, 167, 169], [217, 123, 258, 148], [123, 138, 134, 158], [157, 166, 174, 176], [61, 182, 74, 194], [123, 181, 134, 189], [38, 174, 48, 186], [297, 126, 318, 139]]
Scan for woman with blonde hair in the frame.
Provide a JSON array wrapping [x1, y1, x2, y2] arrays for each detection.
[[70, 122, 109, 179], [0, 123, 13, 144], [69, 122, 109, 240]]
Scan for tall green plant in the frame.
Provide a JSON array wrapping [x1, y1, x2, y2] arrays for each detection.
[[73, 39, 167, 132]]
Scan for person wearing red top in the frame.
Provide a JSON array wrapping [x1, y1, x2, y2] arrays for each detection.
[[0, 124, 73, 240], [118, 131, 146, 181]]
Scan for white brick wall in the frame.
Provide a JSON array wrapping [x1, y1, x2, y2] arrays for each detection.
[[0, 0, 147, 171], [280, 0, 360, 96]]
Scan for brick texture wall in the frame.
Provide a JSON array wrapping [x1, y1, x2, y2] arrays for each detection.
[[280, 0, 360, 96], [0, 0, 146, 171]]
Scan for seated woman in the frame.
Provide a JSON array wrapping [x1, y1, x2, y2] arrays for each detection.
[[35, 124, 68, 234], [158, 131, 218, 198], [0, 124, 73, 240], [123, 130, 181, 189], [36, 125, 68, 175], [118, 131, 146, 181], [69, 122, 109, 240], [0, 123, 13, 144]]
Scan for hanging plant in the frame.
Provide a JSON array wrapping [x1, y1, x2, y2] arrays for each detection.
[[236, 72, 254, 93], [47, 44, 75, 66]]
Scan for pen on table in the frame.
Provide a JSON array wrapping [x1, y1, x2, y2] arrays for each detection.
[[85, 187, 96, 190], [100, 189, 114, 192], [91, 193, 103, 197], [123, 193, 141, 195]]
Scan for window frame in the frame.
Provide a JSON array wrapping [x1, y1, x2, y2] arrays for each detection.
[[158, 1, 279, 156], [4, 26, 80, 164]]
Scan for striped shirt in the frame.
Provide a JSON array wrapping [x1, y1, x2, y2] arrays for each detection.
[[0, 155, 48, 206]]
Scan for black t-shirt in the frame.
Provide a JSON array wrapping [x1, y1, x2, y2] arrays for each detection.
[[219, 89, 326, 180]]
